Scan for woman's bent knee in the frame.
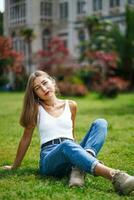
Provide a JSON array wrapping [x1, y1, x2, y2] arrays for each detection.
[[93, 118, 108, 139], [94, 118, 108, 128]]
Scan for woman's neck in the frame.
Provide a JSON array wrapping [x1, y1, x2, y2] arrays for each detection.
[[43, 95, 59, 107]]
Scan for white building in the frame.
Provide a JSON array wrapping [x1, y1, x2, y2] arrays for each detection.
[[4, 0, 134, 72]]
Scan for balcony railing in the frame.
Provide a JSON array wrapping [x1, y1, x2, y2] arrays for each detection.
[[109, 7, 120, 15], [93, 11, 102, 17]]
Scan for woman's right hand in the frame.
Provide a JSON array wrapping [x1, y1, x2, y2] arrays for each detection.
[[2, 165, 14, 170], [2, 128, 34, 172]]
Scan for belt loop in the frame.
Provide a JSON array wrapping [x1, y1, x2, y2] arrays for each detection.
[[59, 138, 62, 143]]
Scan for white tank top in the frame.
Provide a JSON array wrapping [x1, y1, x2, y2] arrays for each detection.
[[37, 100, 74, 145]]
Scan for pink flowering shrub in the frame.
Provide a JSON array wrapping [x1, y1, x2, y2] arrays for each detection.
[[0, 36, 24, 88], [100, 77, 130, 98], [34, 37, 69, 74], [58, 81, 88, 96]]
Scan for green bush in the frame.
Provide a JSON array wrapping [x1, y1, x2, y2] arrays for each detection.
[[0, 74, 9, 86]]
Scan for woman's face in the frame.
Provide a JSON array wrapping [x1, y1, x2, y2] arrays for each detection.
[[33, 75, 56, 100]]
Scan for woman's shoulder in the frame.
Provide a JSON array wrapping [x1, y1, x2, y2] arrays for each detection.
[[67, 100, 77, 110], [58, 99, 77, 106], [58, 98, 77, 110]]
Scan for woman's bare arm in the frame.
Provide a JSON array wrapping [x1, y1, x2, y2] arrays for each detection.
[[3, 126, 35, 170], [69, 100, 77, 140]]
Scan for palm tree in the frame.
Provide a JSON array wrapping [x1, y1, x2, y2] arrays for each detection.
[[84, 16, 99, 37], [0, 11, 3, 36], [79, 15, 115, 62], [122, 6, 134, 83], [20, 28, 35, 73], [109, 6, 134, 85]]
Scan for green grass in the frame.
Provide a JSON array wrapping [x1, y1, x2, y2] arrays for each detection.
[[0, 92, 134, 200]]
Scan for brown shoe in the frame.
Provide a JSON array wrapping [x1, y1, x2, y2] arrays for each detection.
[[111, 170, 134, 195], [69, 167, 85, 187]]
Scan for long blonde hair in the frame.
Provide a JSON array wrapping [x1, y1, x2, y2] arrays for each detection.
[[20, 70, 52, 128]]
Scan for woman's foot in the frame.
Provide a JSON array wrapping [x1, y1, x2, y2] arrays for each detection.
[[111, 170, 134, 195], [69, 167, 85, 187], [94, 163, 134, 195]]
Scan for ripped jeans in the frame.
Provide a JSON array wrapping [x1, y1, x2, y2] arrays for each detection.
[[39, 118, 108, 177]]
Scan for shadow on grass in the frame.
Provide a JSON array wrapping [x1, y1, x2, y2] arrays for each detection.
[[0, 167, 39, 179], [0, 167, 65, 182], [1, 168, 134, 197]]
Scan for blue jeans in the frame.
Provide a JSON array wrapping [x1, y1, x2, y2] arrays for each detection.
[[39, 119, 108, 178]]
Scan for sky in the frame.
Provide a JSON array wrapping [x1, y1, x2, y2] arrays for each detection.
[[0, 0, 4, 12]]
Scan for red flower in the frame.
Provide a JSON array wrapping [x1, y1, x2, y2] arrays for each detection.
[[35, 37, 69, 70]]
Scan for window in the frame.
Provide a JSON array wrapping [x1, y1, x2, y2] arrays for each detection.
[[40, 1, 52, 17], [10, 0, 26, 24], [93, 0, 102, 11], [77, 0, 86, 14], [11, 31, 16, 37], [12, 37, 27, 56], [10, 4, 26, 19], [42, 29, 51, 50], [78, 29, 85, 41], [110, 0, 120, 7], [128, 0, 134, 4], [59, 2, 68, 20], [63, 40, 68, 48], [10, 0, 18, 4], [78, 29, 86, 54]]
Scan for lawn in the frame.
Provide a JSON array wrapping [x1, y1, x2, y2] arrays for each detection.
[[0, 92, 134, 200]]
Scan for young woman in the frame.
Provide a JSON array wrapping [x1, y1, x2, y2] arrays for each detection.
[[3, 70, 134, 195]]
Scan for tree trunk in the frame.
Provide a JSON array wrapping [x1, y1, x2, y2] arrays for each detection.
[[27, 41, 32, 74]]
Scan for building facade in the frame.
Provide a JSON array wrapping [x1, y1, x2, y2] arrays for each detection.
[[4, 0, 134, 72]]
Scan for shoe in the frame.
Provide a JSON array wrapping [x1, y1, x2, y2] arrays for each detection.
[[111, 170, 134, 195], [69, 167, 85, 187]]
